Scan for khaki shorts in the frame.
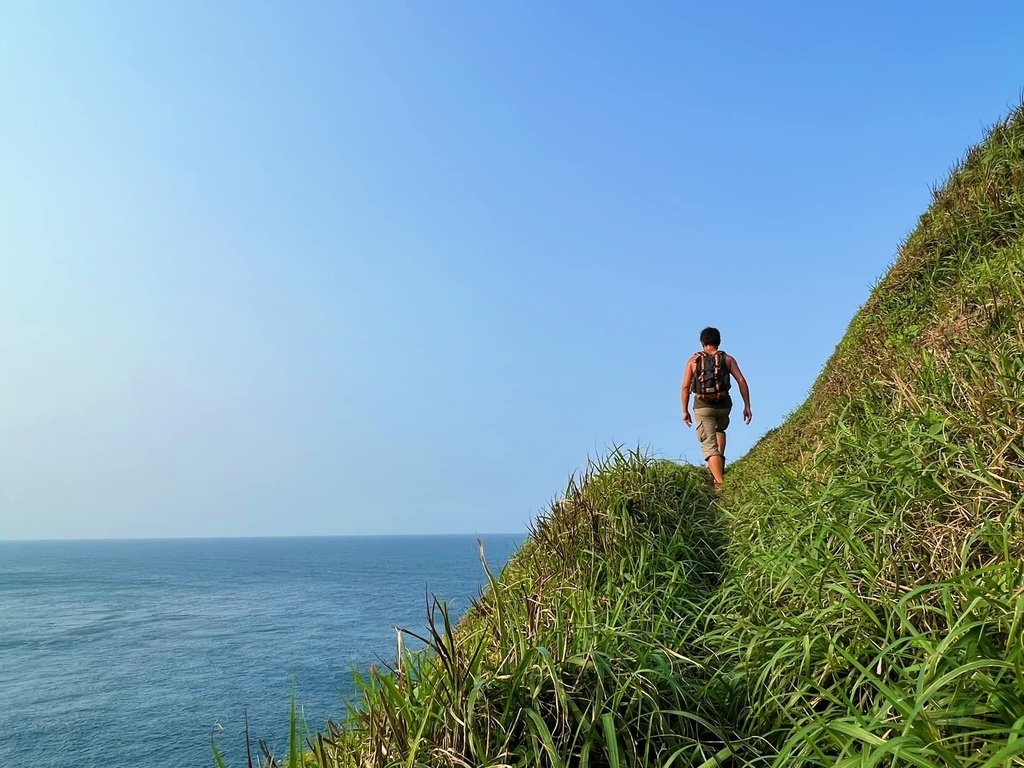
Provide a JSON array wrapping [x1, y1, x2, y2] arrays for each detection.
[[694, 405, 731, 460]]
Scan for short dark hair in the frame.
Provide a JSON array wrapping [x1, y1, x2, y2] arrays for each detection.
[[700, 327, 721, 347]]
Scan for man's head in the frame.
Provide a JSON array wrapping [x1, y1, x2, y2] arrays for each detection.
[[700, 327, 721, 347]]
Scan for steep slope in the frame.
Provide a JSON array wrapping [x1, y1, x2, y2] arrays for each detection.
[[713, 103, 1024, 763]]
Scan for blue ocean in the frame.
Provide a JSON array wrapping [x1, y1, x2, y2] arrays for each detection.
[[0, 535, 523, 767]]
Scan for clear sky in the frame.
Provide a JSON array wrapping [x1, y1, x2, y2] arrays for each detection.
[[2, 2, 1022, 540]]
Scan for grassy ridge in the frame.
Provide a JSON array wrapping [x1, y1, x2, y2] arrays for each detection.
[[236, 104, 1024, 766], [313, 453, 735, 766]]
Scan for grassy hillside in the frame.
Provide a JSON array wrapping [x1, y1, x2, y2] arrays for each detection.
[[234, 103, 1024, 767], [708, 101, 1024, 764]]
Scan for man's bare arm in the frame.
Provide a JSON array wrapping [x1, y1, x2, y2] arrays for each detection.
[[727, 355, 752, 424], [680, 357, 695, 426]]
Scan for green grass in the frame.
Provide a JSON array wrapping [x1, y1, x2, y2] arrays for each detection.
[[225, 102, 1024, 766], [319, 451, 735, 767]]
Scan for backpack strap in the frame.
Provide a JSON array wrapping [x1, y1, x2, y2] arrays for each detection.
[[693, 351, 711, 394]]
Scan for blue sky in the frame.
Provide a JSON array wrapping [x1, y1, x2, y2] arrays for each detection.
[[2, 2, 1023, 539]]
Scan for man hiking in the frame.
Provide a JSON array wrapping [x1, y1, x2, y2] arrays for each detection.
[[680, 327, 752, 490]]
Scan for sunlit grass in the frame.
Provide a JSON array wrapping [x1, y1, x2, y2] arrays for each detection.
[[312, 450, 733, 766]]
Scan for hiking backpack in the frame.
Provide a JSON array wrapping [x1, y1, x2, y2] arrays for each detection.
[[692, 351, 731, 402]]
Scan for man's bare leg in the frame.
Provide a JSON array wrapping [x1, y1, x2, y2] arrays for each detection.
[[717, 431, 727, 468], [707, 454, 725, 485]]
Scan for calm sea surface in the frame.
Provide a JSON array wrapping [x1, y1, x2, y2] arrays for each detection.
[[0, 535, 523, 767]]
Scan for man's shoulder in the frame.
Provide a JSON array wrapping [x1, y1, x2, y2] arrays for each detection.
[[724, 353, 742, 370]]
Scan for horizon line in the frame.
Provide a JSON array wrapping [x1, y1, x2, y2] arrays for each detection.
[[0, 531, 527, 544]]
